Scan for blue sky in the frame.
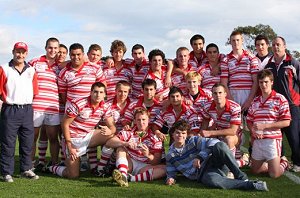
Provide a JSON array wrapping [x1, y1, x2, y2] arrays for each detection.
[[1, 0, 300, 62]]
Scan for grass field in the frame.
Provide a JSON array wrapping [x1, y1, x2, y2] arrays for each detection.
[[2, 135, 300, 198]]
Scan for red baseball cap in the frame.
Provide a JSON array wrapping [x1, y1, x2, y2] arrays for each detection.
[[13, 42, 28, 51]]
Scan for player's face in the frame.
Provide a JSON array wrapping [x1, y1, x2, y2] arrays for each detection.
[[176, 50, 189, 67], [212, 86, 227, 104], [206, 46, 219, 62], [90, 86, 106, 104], [143, 85, 156, 100], [150, 55, 163, 71], [112, 49, 124, 62], [186, 77, 200, 92], [230, 35, 243, 51], [255, 40, 269, 57], [132, 49, 145, 64], [116, 85, 130, 102], [46, 41, 59, 59], [169, 92, 183, 107], [134, 113, 149, 131], [88, 49, 102, 63], [70, 49, 85, 68], [12, 49, 28, 65], [259, 77, 273, 94], [172, 129, 187, 146], [191, 39, 204, 54], [56, 47, 67, 63], [272, 38, 286, 58]]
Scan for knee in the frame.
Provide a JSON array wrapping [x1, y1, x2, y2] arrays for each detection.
[[214, 142, 228, 152]]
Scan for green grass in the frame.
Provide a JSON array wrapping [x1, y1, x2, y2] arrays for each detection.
[[3, 135, 300, 198]]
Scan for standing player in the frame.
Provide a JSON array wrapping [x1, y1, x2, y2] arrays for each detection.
[[106, 108, 165, 187], [198, 43, 224, 90], [255, 35, 272, 70], [29, 37, 61, 171], [189, 34, 208, 67], [247, 69, 291, 178], [0, 42, 39, 182]]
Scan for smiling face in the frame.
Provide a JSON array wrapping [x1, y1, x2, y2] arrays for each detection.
[[70, 48, 85, 68], [116, 84, 130, 103], [255, 39, 269, 57], [186, 76, 201, 94], [56, 46, 68, 63], [46, 41, 59, 60], [191, 39, 204, 54], [169, 92, 183, 107], [172, 129, 187, 147], [88, 49, 102, 63], [134, 112, 149, 131], [150, 55, 163, 71], [272, 37, 286, 58], [12, 49, 28, 65], [206, 46, 219, 62], [230, 34, 243, 51], [112, 49, 124, 62], [176, 49, 190, 68], [132, 48, 145, 65]]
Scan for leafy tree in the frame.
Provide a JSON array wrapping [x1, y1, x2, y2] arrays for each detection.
[[226, 24, 277, 53]]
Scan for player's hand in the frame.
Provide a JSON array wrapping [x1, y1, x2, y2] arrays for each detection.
[[165, 76, 172, 88], [126, 141, 137, 149], [200, 130, 211, 137], [123, 125, 132, 131], [166, 178, 176, 185], [67, 145, 79, 161], [185, 99, 193, 106], [98, 125, 112, 136], [193, 159, 201, 168], [155, 130, 167, 141], [140, 144, 150, 157]]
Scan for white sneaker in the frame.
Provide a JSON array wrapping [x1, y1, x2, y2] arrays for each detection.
[[3, 175, 13, 182], [291, 165, 300, 172], [253, 181, 269, 191], [21, 169, 39, 180], [227, 172, 234, 179]]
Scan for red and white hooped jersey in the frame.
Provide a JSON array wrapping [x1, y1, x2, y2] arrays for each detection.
[[171, 63, 197, 95], [66, 97, 112, 138], [201, 99, 242, 131], [29, 55, 60, 114], [125, 58, 150, 99], [122, 96, 162, 125], [58, 62, 106, 102], [145, 66, 169, 100], [154, 103, 201, 133], [189, 51, 208, 68], [117, 127, 163, 163], [220, 50, 259, 90], [198, 63, 221, 90], [106, 96, 132, 132], [247, 90, 291, 140], [103, 63, 132, 100]]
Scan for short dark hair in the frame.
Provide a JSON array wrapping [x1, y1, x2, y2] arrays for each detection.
[[59, 44, 68, 52], [91, 82, 106, 93], [257, 69, 274, 81], [133, 107, 150, 119], [168, 86, 183, 98], [132, 44, 144, 53], [69, 43, 84, 53], [110, 40, 127, 54], [212, 83, 226, 92], [115, 80, 131, 90], [206, 43, 219, 53], [88, 44, 102, 53], [142, 78, 157, 89], [148, 49, 165, 61], [169, 119, 191, 136], [45, 37, 59, 48], [190, 34, 205, 45], [255, 35, 269, 45], [230, 30, 242, 38]]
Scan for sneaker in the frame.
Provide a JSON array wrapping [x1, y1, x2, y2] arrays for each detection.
[[34, 162, 45, 173], [43, 161, 54, 173], [21, 169, 39, 180], [253, 181, 269, 191], [291, 164, 300, 172], [227, 172, 234, 179], [112, 169, 128, 187], [3, 175, 13, 183], [92, 169, 110, 177], [242, 153, 250, 166]]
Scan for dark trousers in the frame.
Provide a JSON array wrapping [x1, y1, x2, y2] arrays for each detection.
[[0, 104, 34, 175], [282, 105, 300, 166], [200, 142, 255, 190]]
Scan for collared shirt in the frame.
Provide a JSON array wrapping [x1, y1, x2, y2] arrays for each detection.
[[220, 49, 259, 90], [247, 90, 291, 140], [0, 60, 38, 105], [189, 51, 208, 68], [66, 97, 111, 138], [58, 62, 106, 102], [29, 55, 60, 114], [103, 62, 133, 100], [166, 136, 219, 180], [198, 63, 221, 90], [117, 126, 163, 163], [201, 99, 241, 130], [265, 54, 300, 106]]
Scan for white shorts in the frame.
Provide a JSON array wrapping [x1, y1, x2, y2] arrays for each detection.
[[63, 132, 94, 158], [230, 89, 251, 106], [252, 139, 281, 161], [33, 111, 60, 127], [131, 158, 148, 175]]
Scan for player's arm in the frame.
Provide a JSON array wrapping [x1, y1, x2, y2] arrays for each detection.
[[165, 60, 174, 87], [241, 73, 258, 111], [103, 116, 116, 135], [200, 124, 239, 137], [61, 115, 78, 161]]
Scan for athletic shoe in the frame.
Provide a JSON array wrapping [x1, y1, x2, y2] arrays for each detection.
[[112, 169, 128, 187], [291, 164, 300, 172], [21, 169, 39, 180], [242, 153, 250, 166], [3, 175, 13, 183], [43, 161, 54, 173], [253, 181, 269, 191], [34, 162, 45, 173], [80, 161, 89, 172], [226, 172, 234, 179]]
